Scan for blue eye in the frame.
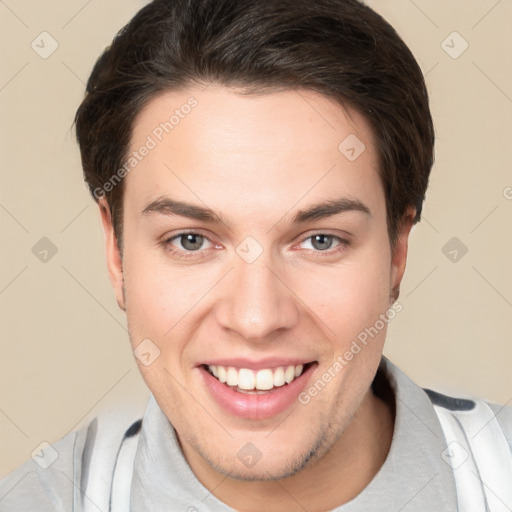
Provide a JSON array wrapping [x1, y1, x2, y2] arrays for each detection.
[[298, 233, 350, 256], [161, 231, 350, 260], [304, 234, 339, 251], [163, 231, 214, 259], [174, 233, 207, 251]]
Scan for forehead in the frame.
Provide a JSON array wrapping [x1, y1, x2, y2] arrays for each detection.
[[124, 85, 383, 223]]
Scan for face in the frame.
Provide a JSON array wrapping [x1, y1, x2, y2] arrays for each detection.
[[100, 85, 413, 481]]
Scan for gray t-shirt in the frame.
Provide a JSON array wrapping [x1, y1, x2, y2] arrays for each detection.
[[1, 357, 510, 511]]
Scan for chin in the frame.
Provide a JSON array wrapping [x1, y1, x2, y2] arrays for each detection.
[[211, 453, 313, 482], [188, 429, 328, 482]]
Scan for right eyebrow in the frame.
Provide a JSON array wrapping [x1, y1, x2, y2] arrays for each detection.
[[141, 196, 231, 226]]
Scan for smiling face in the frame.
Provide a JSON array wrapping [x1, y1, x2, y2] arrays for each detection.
[[100, 84, 413, 483]]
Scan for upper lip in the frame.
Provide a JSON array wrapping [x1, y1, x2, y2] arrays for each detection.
[[199, 358, 316, 371]]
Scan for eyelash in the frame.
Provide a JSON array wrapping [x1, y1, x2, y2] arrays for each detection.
[[161, 230, 350, 260]]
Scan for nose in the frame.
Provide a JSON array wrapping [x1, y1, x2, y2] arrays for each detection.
[[215, 252, 300, 342]]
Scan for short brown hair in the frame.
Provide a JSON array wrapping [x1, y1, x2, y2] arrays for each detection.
[[74, 0, 435, 251]]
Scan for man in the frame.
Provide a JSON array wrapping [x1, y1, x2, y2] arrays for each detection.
[[1, 0, 511, 510]]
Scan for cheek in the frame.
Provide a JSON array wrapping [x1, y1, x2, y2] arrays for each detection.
[[122, 223, 392, 351], [300, 249, 391, 338], [122, 243, 195, 322], [122, 247, 180, 345]]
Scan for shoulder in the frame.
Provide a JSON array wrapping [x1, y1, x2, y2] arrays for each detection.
[[423, 388, 512, 509], [487, 400, 512, 448], [424, 388, 512, 436], [0, 428, 82, 511], [0, 403, 145, 512], [423, 388, 477, 412], [424, 387, 512, 449]]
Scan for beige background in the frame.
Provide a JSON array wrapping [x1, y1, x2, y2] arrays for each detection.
[[1, 0, 511, 477]]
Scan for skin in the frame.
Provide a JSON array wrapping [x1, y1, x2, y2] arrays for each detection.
[[99, 84, 415, 511]]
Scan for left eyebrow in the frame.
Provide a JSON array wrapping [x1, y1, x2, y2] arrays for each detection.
[[291, 197, 372, 224]]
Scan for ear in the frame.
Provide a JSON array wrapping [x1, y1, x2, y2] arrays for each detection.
[[389, 206, 416, 303], [98, 198, 125, 311]]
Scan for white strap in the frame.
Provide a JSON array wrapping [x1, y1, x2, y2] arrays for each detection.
[[435, 401, 512, 512], [107, 401, 512, 511], [110, 433, 140, 512]]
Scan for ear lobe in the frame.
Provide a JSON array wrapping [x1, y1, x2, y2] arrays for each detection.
[[98, 198, 126, 311], [389, 207, 416, 303]]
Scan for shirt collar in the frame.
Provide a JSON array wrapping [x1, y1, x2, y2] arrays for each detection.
[[130, 356, 457, 511]]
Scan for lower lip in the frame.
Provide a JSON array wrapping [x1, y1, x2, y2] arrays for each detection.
[[199, 364, 317, 420]]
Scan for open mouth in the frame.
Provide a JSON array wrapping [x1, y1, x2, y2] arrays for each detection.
[[201, 362, 316, 394]]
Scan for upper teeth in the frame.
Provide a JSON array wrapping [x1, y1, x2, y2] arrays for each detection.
[[208, 364, 304, 391]]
